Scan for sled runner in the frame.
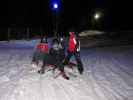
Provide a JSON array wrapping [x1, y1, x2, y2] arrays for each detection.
[[53, 62, 77, 78]]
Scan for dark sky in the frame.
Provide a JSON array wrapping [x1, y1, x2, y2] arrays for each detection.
[[1, 0, 133, 30], [106, 0, 133, 30]]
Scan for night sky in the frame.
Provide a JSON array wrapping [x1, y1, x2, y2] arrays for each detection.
[[1, 0, 132, 31]]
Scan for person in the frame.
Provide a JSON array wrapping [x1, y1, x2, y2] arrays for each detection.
[[63, 31, 84, 74], [38, 38, 69, 80], [32, 36, 48, 67]]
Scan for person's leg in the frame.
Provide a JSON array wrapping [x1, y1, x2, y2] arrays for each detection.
[[74, 52, 84, 74], [38, 60, 45, 74], [55, 54, 69, 80], [38, 53, 50, 74], [32, 50, 40, 65], [57, 61, 64, 73], [63, 51, 73, 65], [57, 61, 69, 80], [32, 52, 36, 62]]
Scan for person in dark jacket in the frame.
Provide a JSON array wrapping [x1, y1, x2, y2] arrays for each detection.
[[63, 32, 84, 74]]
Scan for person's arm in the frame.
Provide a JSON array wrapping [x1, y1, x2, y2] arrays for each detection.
[[49, 48, 54, 55], [75, 38, 80, 52]]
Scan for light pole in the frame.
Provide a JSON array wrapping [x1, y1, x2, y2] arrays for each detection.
[[52, 2, 59, 37], [92, 11, 103, 29], [50, 0, 62, 37], [8, 28, 10, 42]]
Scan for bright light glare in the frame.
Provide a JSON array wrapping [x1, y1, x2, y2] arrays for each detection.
[[53, 3, 58, 9], [94, 13, 100, 20]]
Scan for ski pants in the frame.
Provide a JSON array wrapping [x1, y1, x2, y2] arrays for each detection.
[[64, 51, 84, 74]]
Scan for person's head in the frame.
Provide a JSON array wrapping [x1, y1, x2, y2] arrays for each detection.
[[52, 38, 59, 44], [40, 36, 47, 43], [52, 38, 60, 50], [75, 32, 79, 38], [69, 32, 75, 36]]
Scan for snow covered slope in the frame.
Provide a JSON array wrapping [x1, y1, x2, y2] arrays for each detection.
[[0, 40, 133, 100]]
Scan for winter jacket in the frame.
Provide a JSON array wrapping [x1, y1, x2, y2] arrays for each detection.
[[36, 43, 49, 53], [68, 32, 80, 52], [68, 32, 76, 52], [49, 42, 65, 62]]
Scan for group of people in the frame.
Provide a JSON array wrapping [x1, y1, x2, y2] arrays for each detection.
[[32, 31, 84, 80]]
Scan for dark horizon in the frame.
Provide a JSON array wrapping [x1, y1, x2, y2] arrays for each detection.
[[0, 0, 133, 41]]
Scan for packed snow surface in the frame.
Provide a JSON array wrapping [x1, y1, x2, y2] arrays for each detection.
[[0, 40, 133, 100]]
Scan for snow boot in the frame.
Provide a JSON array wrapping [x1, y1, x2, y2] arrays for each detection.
[[61, 72, 69, 80], [38, 69, 45, 74], [77, 65, 84, 75]]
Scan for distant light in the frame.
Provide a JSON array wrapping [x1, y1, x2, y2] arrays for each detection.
[[53, 3, 58, 9], [94, 13, 100, 20]]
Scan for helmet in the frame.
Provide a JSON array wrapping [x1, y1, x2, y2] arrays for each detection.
[[52, 38, 59, 44], [69, 32, 75, 36]]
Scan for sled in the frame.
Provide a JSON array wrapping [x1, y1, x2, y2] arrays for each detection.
[[52, 62, 77, 79], [34, 61, 77, 79], [46, 61, 76, 71]]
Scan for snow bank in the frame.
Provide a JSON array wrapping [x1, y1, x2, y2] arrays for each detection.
[[79, 30, 104, 37]]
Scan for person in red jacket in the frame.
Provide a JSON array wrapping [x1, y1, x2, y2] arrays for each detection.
[[32, 36, 48, 66], [64, 31, 84, 74]]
